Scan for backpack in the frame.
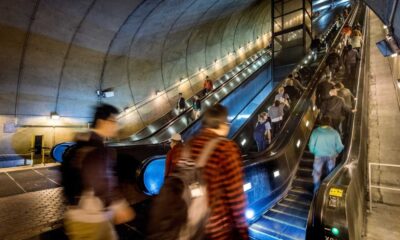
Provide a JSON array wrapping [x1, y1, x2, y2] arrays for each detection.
[[147, 138, 223, 240], [60, 136, 95, 205]]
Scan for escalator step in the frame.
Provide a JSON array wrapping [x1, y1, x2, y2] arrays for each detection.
[[297, 167, 312, 178], [290, 187, 313, 197], [264, 210, 307, 229], [249, 227, 282, 240], [299, 159, 313, 169], [251, 217, 305, 240], [285, 193, 312, 205], [272, 204, 309, 219], [293, 177, 314, 190], [288, 190, 313, 202], [280, 198, 310, 209], [302, 151, 314, 158]]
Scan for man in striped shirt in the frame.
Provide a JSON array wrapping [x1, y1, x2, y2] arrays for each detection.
[[175, 104, 249, 240]]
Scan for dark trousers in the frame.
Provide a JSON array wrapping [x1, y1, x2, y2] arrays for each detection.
[[271, 121, 282, 138]]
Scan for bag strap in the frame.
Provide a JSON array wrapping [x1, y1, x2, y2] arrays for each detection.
[[178, 137, 224, 168], [196, 137, 224, 168]]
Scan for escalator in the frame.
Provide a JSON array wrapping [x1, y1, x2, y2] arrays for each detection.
[[244, 4, 366, 240], [250, 152, 314, 240], [124, 49, 271, 144]]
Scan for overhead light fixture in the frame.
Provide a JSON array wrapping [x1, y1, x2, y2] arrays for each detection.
[[96, 88, 115, 98], [50, 112, 60, 120]]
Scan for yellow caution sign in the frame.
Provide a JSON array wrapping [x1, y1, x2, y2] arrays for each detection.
[[329, 188, 344, 197]]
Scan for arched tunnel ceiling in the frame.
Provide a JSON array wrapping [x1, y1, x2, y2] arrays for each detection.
[[0, 0, 269, 119]]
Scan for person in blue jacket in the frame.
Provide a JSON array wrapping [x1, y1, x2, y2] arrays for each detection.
[[253, 112, 272, 152], [308, 116, 344, 193]]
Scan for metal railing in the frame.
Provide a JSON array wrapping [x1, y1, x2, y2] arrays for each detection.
[[368, 162, 400, 211]]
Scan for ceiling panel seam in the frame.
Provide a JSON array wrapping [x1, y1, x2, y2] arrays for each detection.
[[160, 0, 198, 97], [184, 0, 220, 82], [53, 0, 98, 114], [98, 0, 146, 98], [14, 0, 41, 117], [126, 0, 164, 106], [204, 0, 229, 68]]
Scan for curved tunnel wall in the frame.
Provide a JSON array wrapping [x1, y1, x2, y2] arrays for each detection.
[[0, 0, 271, 154]]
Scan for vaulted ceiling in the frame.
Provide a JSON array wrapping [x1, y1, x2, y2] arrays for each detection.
[[0, 0, 270, 119]]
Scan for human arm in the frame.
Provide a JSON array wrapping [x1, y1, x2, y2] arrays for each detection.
[[265, 122, 272, 143], [308, 131, 316, 154], [335, 131, 344, 154]]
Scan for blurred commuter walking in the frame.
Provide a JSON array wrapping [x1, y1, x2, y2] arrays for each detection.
[[308, 116, 344, 193], [185, 104, 249, 239], [62, 104, 135, 240], [151, 104, 249, 240], [165, 133, 183, 177]]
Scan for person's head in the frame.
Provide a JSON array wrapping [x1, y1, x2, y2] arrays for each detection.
[[320, 116, 332, 127], [335, 82, 344, 89], [347, 44, 353, 50], [278, 87, 284, 94], [206, 76, 209, 80], [258, 112, 267, 122], [194, 95, 199, 100], [274, 100, 281, 107], [92, 104, 120, 138], [169, 133, 182, 148], [288, 74, 293, 78], [286, 79, 294, 86], [329, 88, 337, 96], [202, 104, 230, 136], [179, 92, 183, 97]]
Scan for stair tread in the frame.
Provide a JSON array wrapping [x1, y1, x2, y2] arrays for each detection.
[[264, 211, 307, 229], [251, 217, 306, 240], [277, 202, 309, 214], [281, 197, 311, 207], [294, 177, 313, 182], [272, 204, 309, 219]]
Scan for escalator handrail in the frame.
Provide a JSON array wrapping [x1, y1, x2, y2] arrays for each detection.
[[125, 49, 271, 143]]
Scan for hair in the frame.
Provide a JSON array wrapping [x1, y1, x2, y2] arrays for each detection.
[[347, 44, 353, 50], [320, 116, 332, 126], [274, 100, 281, 107], [288, 74, 293, 78], [258, 112, 267, 119], [202, 104, 228, 129], [335, 82, 344, 89], [92, 104, 119, 128]]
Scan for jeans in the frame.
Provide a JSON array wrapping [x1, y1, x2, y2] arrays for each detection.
[[312, 156, 336, 193], [255, 138, 267, 152]]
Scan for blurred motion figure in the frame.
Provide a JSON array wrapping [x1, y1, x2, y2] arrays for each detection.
[[62, 104, 134, 240]]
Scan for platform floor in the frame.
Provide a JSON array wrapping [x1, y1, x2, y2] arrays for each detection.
[[365, 9, 400, 239], [0, 165, 61, 198]]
